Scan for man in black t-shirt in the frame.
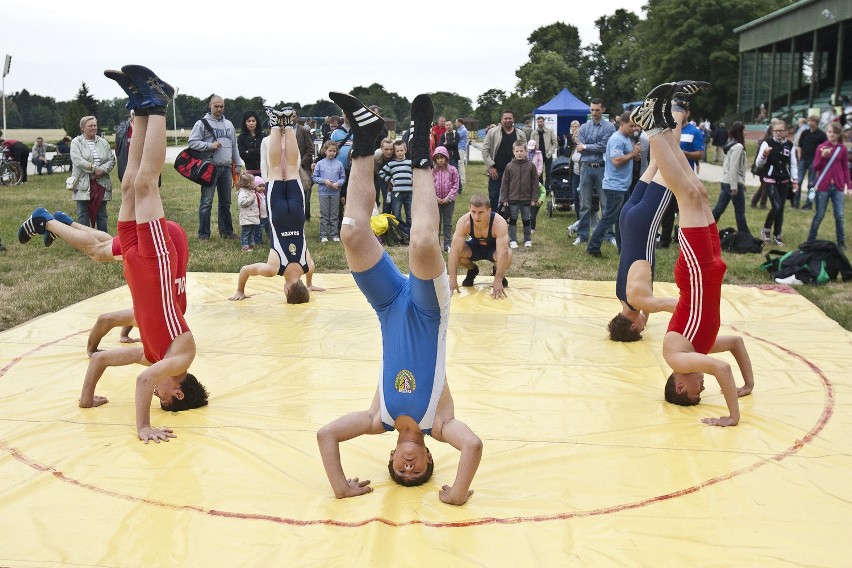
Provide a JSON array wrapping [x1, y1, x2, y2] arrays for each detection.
[[481, 110, 528, 212]]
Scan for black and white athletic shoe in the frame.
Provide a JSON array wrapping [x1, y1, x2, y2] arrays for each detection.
[[328, 92, 385, 158], [671, 80, 710, 111], [265, 106, 286, 128], [409, 94, 434, 169], [462, 264, 479, 287], [18, 207, 53, 244], [631, 82, 675, 131]]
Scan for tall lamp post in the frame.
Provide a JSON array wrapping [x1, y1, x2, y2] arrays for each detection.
[[2, 55, 11, 135], [172, 87, 179, 146]]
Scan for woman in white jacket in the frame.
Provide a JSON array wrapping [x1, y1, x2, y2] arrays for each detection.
[[711, 121, 752, 234]]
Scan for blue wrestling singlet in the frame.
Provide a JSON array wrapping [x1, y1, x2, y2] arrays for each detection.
[[268, 179, 309, 275], [351, 252, 451, 435], [615, 180, 672, 310]]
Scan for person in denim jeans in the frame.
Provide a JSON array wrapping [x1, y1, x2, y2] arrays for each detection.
[[188, 95, 242, 240], [807, 122, 850, 248], [711, 121, 751, 234], [795, 115, 827, 209], [573, 98, 615, 245]]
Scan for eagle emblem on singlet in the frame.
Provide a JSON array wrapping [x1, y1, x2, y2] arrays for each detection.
[[394, 370, 416, 393], [288, 243, 296, 255]]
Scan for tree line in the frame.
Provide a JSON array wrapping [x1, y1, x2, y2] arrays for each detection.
[[3, 0, 788, 137]]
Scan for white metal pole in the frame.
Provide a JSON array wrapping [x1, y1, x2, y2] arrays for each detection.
[[2, 77, 6, 135]]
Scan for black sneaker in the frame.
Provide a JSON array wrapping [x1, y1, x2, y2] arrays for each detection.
[[328, 92, 385, 158], [462, 264, 479, 287], [501, 277, 509, 288], [104, 70, 144, 111], [120, 64, 174, 109], [632, 82, 675, 130], [43, 231, 56, 247], [18, 207, 54, 244], [280, 106, 296, 128], [263, 107, 284, 128], [409, 94, 434, 168], [671, 80, 710, 107]]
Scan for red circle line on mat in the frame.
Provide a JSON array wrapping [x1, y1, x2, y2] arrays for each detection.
[[0, 327, 834, 528]]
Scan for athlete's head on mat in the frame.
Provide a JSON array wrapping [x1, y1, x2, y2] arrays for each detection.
[[284, 279, 310, 304], [665, 372, 704, 406], [388, 444, 434, 487], [154, 373, 209, 411], [607, 312, 644, 342]]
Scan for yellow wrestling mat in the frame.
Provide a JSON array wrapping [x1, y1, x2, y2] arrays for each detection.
[[1, 273, 851, 566]]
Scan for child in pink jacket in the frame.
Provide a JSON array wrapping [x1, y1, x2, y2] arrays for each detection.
[[432, 146, 459, 251]]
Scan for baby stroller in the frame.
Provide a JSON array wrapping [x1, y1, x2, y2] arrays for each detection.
[[547, 156, 574, 216]]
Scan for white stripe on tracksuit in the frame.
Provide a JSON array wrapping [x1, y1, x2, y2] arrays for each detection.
[[679, 232, 703, 344], [148, 220, 181, 340]]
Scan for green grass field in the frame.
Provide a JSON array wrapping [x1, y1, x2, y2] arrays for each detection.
[[2, 160, 850, 332]]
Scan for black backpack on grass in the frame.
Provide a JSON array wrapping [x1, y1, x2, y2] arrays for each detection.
[[719, 227, 763, 254], [761, 240, 852, 284]]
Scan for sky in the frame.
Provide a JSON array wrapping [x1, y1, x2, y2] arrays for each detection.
[[1, 0, 647, 108]]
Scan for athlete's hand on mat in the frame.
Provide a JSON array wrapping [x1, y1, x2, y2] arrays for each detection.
[[701, 416, 738, 427], [90, 395, 109, 407], [308, 285, 326, 292], [138, 426, 176, 443], [339, 478, 372, 498], [737, 384, 753, 397], [120, 336, 140, 344], [439, 485, 473, 506], [491, 283, 507, 300], [228, 291, 248, 301]]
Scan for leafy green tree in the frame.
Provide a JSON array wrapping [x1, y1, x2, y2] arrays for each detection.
[[516, 51, 585, 107], [635, 0, 788, 118], [585, 9, 641, 111], [302, 99, 339, 119], [475, 88, 507, 125], [348, 83, 410, 123], [429, 91, 474, 124], [516, 22, 592, 106], [527, 22, 585, 62]]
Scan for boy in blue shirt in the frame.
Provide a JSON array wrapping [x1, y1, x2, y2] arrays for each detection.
[[317, 92, 482, 506]]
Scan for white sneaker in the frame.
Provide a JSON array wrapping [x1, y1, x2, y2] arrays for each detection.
[[320, 237, 328, 243], [573, 237, 585, 246], [524, 241, 532, 248], [509, 241, 518, 249], [567, 224, 578, 237], [608, 237, 618, 247], [775, 275, 803, 286], [332, 237, 340, 242]]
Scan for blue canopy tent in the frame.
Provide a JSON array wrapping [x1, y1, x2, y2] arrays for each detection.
[[533, 88, 590, 136]]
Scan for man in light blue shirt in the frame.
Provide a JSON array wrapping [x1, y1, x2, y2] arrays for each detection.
[[574, 98, 616, 245], [587, 112, 641, 257]]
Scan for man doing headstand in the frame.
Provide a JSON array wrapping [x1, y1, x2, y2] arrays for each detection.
[[229, 108, 323, 303], [631, 81, 754, 426], [317, 92, 482, 505], [77, 65, 206, 441]]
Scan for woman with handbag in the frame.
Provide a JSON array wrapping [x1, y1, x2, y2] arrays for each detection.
[[69, 116, 115, 231], [807, 121, 850, 248]]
